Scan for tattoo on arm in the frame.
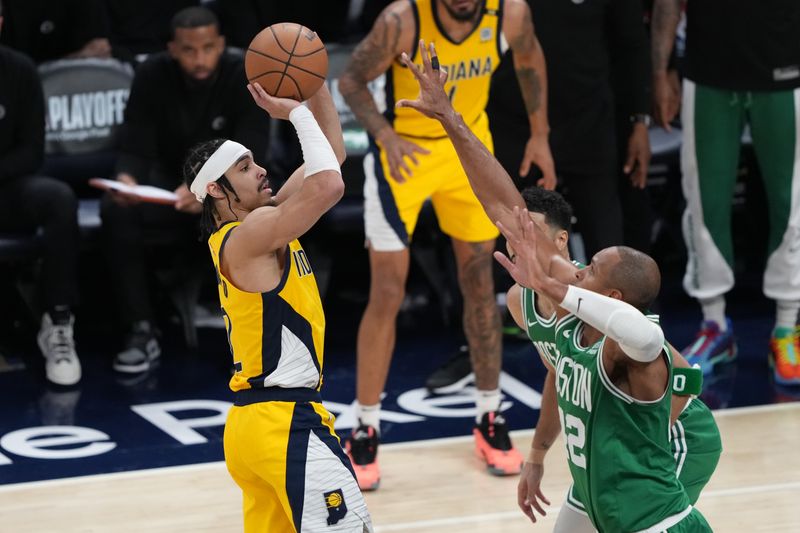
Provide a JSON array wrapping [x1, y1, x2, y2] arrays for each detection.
[[651, 0, 682, 72], [516, 67, 542, 114], [508, 4, 543, 115], [340, 10, 404, 137]]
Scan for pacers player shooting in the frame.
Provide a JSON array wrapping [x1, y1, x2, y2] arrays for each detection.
[[338, 0, 556, 490], [184, 83, 372, 532]]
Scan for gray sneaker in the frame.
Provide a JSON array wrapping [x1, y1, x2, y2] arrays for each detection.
[[113, 321, 161, 373], [37, 313, 81, 386]]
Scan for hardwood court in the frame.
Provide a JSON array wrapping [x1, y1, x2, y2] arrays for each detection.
[[1, 403, 798, 532]]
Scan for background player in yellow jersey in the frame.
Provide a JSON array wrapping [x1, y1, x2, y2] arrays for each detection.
[[183, 83, 372, 532], [339, 0, 556, 490]]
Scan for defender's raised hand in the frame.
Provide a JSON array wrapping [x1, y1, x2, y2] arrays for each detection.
[[396, 40, 453, 121], [494, 207, 546, 291]]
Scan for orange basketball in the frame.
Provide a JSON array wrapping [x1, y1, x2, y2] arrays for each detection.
[[244, 23, 328, 101]]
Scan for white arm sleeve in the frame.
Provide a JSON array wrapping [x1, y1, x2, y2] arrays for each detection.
[[288, 105, 340, 178], [560, 285, 665, 362]]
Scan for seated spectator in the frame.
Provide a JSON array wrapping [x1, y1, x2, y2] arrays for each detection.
[[0, 0, 110, 63], [101, 5, 270, 374], [0, 2, 82, 385]]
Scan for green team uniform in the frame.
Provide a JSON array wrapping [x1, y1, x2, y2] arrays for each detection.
[[521, 287, 720, 531]]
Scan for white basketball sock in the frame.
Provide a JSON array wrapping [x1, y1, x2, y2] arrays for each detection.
[[699, 296, 727, 331], [355, 402, 381, 434], [475, 388, 501, 423], [775, 300, 800, 331]]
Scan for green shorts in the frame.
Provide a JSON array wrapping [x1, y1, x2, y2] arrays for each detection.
[[673, 398, 723, 503], [667, 508, 712, 532]]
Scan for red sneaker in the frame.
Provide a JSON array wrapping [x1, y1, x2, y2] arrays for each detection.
[[473, 411, 523, 476], [345, 424, 381, 491]]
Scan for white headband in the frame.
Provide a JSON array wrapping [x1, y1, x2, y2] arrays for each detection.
[[190, 140, 250, 201]]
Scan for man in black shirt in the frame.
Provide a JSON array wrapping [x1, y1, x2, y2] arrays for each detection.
[[102, 6, 270, 373], [653, 0, 800, 385], [0, 0, 110, 63], [0, 1, 82, 385], [487, 0, 650, 260]]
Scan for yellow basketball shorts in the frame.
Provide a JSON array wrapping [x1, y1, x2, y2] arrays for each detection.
[[362, 115, 500, 251], [224, 399, 372, 532]]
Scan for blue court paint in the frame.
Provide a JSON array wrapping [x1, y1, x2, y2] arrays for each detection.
[[0, 285, 796, 485]]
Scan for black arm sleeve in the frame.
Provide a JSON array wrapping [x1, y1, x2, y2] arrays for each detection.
[[0, 60, 44, 182], [607, 0, 651, 118]]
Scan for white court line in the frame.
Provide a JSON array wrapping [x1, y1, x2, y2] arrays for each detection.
[[0, 402, 797, 493], [373, 480, 800, 531]]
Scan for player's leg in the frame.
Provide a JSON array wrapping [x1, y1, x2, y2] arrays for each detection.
[[352, 140, 428, 490], [672, 399, 722, 504], [680, 79, 746, 373], [294, 402, 372, 532], [1, 175, 81, 385], [433, 129, 521, 476], [552, 485, 596, 533], [748, 87, 800, 384], [223, 403, 296, 532], [553, 504, 597, 533]]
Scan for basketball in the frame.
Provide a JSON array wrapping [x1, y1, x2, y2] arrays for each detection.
[[245, 23, 328, 101]]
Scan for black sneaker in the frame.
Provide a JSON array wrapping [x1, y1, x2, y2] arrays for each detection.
[[473, 411, 523, 476], [346, 424, 381, 491], [425, 345, 474, 394], [113, 321, 161, 373]]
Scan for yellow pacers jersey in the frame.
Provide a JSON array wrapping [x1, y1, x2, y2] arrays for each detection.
[[388, 0, 504, 138], [208, 222, 325, 393]]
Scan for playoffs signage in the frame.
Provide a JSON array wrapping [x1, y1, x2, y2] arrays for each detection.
[[39, 58, 133, 155]]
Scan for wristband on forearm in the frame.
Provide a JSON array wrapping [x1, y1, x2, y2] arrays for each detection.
[[288, 105, 340, 178], [672, 366, 703, 396]]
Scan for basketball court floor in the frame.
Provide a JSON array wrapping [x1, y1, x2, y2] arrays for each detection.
[[1, 251, 799, 531]]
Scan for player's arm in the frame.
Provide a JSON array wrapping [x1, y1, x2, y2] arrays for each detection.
[[518, 366, 556, 522], [338, 2, 413, 139], [273, 83, 345, 204], [229, 84, 343, 257], [503, 0, 556, 189], [651, 0, 683, 129]]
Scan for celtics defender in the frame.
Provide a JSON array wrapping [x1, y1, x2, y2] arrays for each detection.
[[185, 83, 371, 532], [339, 0, 556, 489], [398, 42, 712, 531], [496, 211, 711, 531], [507, 188, 720, 531]]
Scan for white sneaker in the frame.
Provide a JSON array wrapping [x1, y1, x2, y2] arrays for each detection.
[[37, 313, 81, 386]]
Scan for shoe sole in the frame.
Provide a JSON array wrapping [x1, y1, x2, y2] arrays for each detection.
[[473, 431, 523, 476], [773, 372, 800, 386], [358, 480, 380, 491], [427, 372, 475, 395], [45, 369, 81, 386], [38, 336, 81, 386], [113, 350, 162, 374]]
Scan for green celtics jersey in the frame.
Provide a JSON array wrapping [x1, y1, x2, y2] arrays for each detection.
[[521, 286, 559, 368], [520, 260, 583, 368], [553, 313, 691, 532]]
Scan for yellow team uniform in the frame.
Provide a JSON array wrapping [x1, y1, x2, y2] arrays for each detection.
[[209, 222, 371, 533], [364, 0, 505, 251]]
